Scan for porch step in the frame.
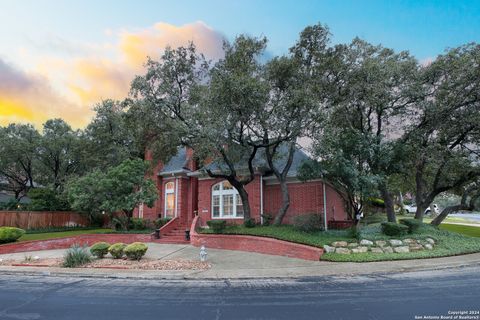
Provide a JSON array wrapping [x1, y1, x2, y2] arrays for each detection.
[[156, 221, 192, 244]]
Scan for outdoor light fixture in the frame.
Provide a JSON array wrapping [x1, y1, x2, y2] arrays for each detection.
[[200, 245, 207, 262]]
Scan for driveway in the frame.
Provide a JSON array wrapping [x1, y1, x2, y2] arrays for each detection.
[[0, 266, 478, 320]]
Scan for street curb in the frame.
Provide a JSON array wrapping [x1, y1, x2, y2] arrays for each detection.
[[1, 259, 480, 281]]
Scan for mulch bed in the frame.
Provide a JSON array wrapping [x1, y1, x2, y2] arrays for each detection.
[[0, 257, 210, 270]]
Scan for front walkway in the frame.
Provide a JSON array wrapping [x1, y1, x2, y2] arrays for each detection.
[[1, 243, 480, 279]]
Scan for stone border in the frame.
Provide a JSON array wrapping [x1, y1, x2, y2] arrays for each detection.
[[189, 216, 324, 261], [0, 234, 151, 254]]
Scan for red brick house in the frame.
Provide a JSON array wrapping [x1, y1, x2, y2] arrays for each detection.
[[134, 146, 349, 230]]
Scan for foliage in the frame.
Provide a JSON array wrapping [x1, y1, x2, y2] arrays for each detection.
[[62, 244, 92, 267], [381, 222, 409, 236], [27, 188, 70, 211], [261, 214, 274, 226], [67, 159, 158, 229], [123, 242, 148, 260], [362, 213, 387, 225], [206, 220, 227, 233], [0, 198, 21, 210], [108, 243, 127, 259], [130, 218, 148, 230], [292, 213, 324, 233], [26, 226, 100, 234], [89, 242, 111, 258], [367, 197, 385, 208], [153, 218, 171, 229], [243, 218, 256, 228], [399, 219, 423, 234], [0, 227, 26, 243]]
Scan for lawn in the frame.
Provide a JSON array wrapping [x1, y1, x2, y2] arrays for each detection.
[[438, 224, 480, 237], [18, 229, 113, 242], [199, 222, 480, 262]]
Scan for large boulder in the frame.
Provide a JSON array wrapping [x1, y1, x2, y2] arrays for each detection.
[[323, 245, 335, 253], [335, 247, 351, 254], [332, 241, 348, 247], [375, 240, 387, 247], [360, 239, 374, 246], [351, 246, 368, 253], [389, 239, 403, 247], [394, 246, 410, 253], [383, 246, 394, 253], [370, 247, 384, 253]]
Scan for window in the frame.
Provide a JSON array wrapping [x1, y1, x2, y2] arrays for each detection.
[[211, 181, 244, 218], [164, 181, 175, 217]]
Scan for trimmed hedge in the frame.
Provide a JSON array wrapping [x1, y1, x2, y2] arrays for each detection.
[[207, 220, 227, 233], [243, 218, 256, 228], [293, 213, 323, 233], [399, 219, 423, 234], [108, 243, 127, 259], [124, 242, 148, 261], [0, 227, 26, 244], [381, 222, 409, 236], [90, 242, 111, 258]]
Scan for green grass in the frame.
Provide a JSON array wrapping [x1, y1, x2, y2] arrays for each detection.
[[438, 224, 480, 237], [18, 229, 112, 242], [199, 222, 480, 262]]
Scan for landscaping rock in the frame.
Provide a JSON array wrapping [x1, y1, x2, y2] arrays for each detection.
[[370, 247, 384, 253], [335, 247, 351, 254], [350, 246, 368, 253], [425, 238, 435, 245], [360, 239, 374, 246], [332, 241, 348, 247], [323, 245, 335, 253], [389, 239, 403, 246], [383, 246, 394, 254], [375, 240, 387, 247], [409, 244, 424, 251], [347, 243, 359, 248], [424, 244, 433, 250], [403, 238, 415, 244], [394, 246, 410, 253]]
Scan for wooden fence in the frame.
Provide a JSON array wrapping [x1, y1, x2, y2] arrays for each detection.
[[0, 211, 89, 229]]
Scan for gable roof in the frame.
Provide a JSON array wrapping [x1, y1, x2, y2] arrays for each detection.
[[158, 147, 191, 176], [186, 143, 311, 178]]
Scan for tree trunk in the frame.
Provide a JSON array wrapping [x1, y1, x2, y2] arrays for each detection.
[[379, 184, 396, 223], [273, 180, 290, 226], [398, 192, 405, 215], [415, 203, 427, 222], [235, 184, 251, 220], [431, 205, 463, 226]]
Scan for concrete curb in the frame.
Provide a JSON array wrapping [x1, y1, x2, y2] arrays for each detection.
[[1, 256, 479, 281]]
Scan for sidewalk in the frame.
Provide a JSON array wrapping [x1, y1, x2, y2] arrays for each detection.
[[1, 243, 480, 279]]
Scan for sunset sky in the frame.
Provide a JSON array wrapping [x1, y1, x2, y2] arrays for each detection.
[[1, 0, 479, 128]]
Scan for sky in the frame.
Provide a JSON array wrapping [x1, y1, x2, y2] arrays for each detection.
[[0, 0, 479, 129]]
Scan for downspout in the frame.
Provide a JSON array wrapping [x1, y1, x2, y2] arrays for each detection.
[[323, 181, 328, 231], [175, 177, 179, 218], [260, 175, 264, 225]]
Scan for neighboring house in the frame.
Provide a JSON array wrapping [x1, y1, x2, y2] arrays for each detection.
[[134, 146, 349, 228]]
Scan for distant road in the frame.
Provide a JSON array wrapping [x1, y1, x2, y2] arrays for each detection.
[[450, 213, 480, 223], [0, 266, 479, 320]]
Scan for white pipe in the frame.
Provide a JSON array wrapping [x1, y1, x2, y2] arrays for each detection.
[[260, 175, 264, 225], [323, 181, 328, 231]]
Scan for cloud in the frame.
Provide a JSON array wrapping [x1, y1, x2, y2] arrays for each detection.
[[0, 58, 87, 128], [1, 21, 225, 128]]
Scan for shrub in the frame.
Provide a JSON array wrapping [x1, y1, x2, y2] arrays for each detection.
[[130, 218, 147, 230], [381, 222, 409, 236], [28, 188, 70, 211], [348, 226, 361, 240], [243, 218, 256, 228], [90, 242, 111, 258], [206, 220, 227, 233], [0, 227, 25, 243], [399, 219, 423, 234], [62, 244, 92, 267], [154, 217, 171, 229], [124, 242, 148, 261], [111, 216, 129, 231], [367, 197, 385, 208], [108, 243, 127, 259], [363, 214, 386, 225], [261, 214, 274, 226], [293, 213, 323, 233]]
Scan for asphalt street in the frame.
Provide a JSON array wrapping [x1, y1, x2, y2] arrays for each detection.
[[0, 266, 479, 320]]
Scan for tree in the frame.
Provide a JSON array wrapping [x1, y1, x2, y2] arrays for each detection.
[[0, 124, 40, 199], [316, 38, 419, 223], [67, 159, 158, 227], [36, 119, 84, 191], [403, 44, 480, 221], [248, 24, 331, 225], [130, 38, 270, 220], [83, 99, 142, 170]]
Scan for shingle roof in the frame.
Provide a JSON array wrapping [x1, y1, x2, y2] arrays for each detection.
[[158, 147, 191, 176]]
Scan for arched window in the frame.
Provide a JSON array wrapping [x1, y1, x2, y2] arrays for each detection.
[[211, 181, 244, 218], [164, 181, 175, 217]]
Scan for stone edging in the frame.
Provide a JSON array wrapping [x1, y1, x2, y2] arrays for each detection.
[[189, 216, 323, 261], [0, 234, 151, 254]]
